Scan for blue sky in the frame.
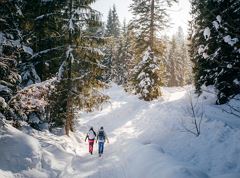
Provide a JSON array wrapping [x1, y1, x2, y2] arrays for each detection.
[[92, 0, 191, 36]]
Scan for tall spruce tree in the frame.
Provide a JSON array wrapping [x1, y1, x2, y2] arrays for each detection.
[[55, 0, 108, 135], [111, 5, 121, 38], [105, 5, 120, 38], [114, 20, 133, 85], [129, 0, 176, 100], [105, 9, 113, 37], [103, 5, 121, 83], [190, 0, 240, 104]]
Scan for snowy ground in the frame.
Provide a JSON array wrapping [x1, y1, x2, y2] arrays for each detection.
[[1, 84, 240, 178]]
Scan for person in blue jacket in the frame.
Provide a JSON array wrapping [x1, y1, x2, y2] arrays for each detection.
[[96, 126, 109, 157]]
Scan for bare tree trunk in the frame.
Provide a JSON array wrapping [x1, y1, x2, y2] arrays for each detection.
[[150, 0, 154, 50], [65, 0, 74, 136]]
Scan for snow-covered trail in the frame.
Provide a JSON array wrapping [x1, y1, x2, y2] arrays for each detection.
[[1, 84, 240, 178], [64, 85, 211, 178]]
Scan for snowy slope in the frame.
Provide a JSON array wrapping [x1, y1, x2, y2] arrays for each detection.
[[1, 84, 240, 178]]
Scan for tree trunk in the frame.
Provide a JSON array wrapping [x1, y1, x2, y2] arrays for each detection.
[[150, 0, 154, 50], [65, 0, 74, 136]]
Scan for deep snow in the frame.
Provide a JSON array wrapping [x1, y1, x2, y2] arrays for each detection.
[[1, 84, 240, 178]]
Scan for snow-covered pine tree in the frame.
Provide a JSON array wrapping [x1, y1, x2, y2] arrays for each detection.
[[103, 5, 121, 83], [105, 9, 113, 38], [52, 0, 108, 135], [17, 0, 43, 87], [190, 0, 240, 104], [132, 47, 164, 101], [111, 5, 121, 38], [0, 0, 109, 132], [105, 5, 120, 38], [129, 0, 176, 100], [114, 20, 133, 85], [14, 0, 68, 128], [0, 0, 23, 123], [24, 0, 67, 82]]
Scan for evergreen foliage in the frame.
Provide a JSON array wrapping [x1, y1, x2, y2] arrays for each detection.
[[114, 21, 133, 85], [105, 5, 120, 38], [103, 5, 121, 83], [166, 27, 192, 87], [0, 0, 109, 134], [129, 0, 176, 100], [0, 0, 23, 122], [131, 47, 164, 101], [190, 0, 240, 104], [48, 0, 109, 135]]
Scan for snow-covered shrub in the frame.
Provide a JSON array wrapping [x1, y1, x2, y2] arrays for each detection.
[[9, 78, 56, 129]]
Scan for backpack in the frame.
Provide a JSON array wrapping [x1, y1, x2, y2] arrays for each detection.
[[88, 130, 95, 140], [98, 130, 105, 141]]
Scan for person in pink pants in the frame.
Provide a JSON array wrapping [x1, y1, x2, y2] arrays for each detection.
[[85, 127, 96, 155]]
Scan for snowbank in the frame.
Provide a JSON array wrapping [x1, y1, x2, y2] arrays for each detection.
[[0, 125, 41, 173]]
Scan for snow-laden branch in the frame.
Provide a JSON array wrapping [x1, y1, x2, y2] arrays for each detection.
[[35, 13, 58, 20], [8, 78, 57, 114], [28, 46, 65, 60]]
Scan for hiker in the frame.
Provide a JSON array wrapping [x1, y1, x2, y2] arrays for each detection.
[[96, 126, 109, 157], [85, 127, 96, 155]]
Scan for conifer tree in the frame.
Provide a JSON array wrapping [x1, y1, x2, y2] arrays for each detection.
[[166, 27, 191, 87], [0, 0, 109, 132], [53, 0, 108, 135], [105, 5, 120, 38], [104, 5, 121, 83], [111, 5, 121, 38], [131, 47, 164, 101], [105, 9, 113, 38], [0, 0, 23, 122], [114, 20, 133, 85], [129, 0, 176, 100], [190, 0, 240, 104]]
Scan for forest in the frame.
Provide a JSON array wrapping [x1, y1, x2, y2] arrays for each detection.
[[0, 0, 240, 178]]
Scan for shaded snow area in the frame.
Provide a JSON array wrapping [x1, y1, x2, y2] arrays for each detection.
[[1, 84, 240, 178]]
